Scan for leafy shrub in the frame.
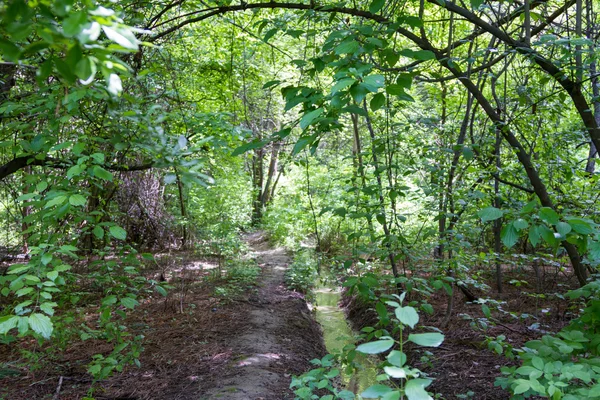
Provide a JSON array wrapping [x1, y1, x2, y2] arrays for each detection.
[[285, 250, 319, 295], [495, 278, 600, 399]]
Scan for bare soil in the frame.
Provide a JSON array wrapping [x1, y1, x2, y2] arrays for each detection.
[[0, 232, 325, 400]]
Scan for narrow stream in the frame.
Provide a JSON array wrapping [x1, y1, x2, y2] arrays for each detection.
[[314, 284, 379, 393]]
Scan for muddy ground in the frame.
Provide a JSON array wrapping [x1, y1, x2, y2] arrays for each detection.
[[0, 232, 325, 399]]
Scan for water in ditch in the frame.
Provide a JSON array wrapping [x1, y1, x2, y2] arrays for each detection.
[[314, 284, 379, 393]]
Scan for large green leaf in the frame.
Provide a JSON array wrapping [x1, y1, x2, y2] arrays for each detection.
[[384, 366, 407, 378], [356, 339, 394, 354], [300, 108, 323, 130], [331, 78, 355, 94], [405, 379, 432, 400], [0, 316, 19, 335], [335, 39, 360, 55], [408, 332, 444, 347], [501, 224, 519, 248], [370, 92, 386, 111], [109, 226, 127, 240], [387, 350, 407, 367], [568, 218, 593, 235], [69, 194, 87, 206], [93, 166, 113, 182], [478, 207, 503, 223], [395, 306, 419, 328], [28, 313, 53, 339], [361, 384, 393, 398], [538, 207, 559, 225], [369, 0, 385, 13]]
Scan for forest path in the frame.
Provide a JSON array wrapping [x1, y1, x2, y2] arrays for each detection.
[[201, 231, 325, 400]]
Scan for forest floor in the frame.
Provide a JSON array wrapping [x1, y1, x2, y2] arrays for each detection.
[[0, 232, 325, 400], [344, 262, 578, 400]]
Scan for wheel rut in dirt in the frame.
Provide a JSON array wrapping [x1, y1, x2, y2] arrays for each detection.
[[201, 232, 325, 400]]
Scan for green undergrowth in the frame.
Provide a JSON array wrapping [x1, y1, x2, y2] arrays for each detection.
[[285, 250, 320, 300], [213, 259, 260, 302]]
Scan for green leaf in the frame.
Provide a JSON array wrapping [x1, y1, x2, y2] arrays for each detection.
[[28, 313, 53, 339], [109, 226, 127, 240], [539, 225, 558, 246], [588, 241, 600, 260], [39, 302, 57, 316], [478, 207, 503, 223], [370, 93, 386, 111], [335, 39, 360, 55], [408, 332, 444, 347], [381, 392, 401, 400], [387, 350, 406, 367], [539, 207, 559, 225], [470, 0, 484, 9], [300, 108, 323, 130], [399, 49, 436, 61], [107, 73, 122, 96], [67, 164, 85, 179], [262, 80, 281, 89], [45, 195, 67, 208], [75, 57, 97, 82], [501, 224, 519, 248], [292, 135, 316, 156], [384, 366, 407, 378], [513, 218, 529, 231], [556, 222, 571, 237], [531, 356, 544, 370], [102, 25, 139, 50], [405, 379, 432, 400], [231, 139, 268, 156], [36, 181, 48, 192], [63, 11, 88, 37], [369, 0, 385, 13], [120, 297, 139, 309], [529, 225, 541, 247], [356, 339, 394, 354], [92, 166, 113, 182], [0, 316, 19, 335], [263, 28, 278, 42], [331, 78, 356, 94], [362, 74, 385, 92], [41, 253, 52, 265], [69, 194, 87, 206], [513, 381, 530, 395], [93, 226, 104, 239], [395, 306, 419, 328], [481, 304, 491, 318], [568, 218, 593, 235], [102, 295, 118, 306], [361, 384, 393, 398]]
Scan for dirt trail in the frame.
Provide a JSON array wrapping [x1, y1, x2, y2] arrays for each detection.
[[201, 231, 325, 399]]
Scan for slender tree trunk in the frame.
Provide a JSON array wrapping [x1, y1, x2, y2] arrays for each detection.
[[251, 147, 264, 224], [351, 112, 375, 238], [362, 101, 401, 289], [175, 167, 188, 248], [261, 141, 280, 206]]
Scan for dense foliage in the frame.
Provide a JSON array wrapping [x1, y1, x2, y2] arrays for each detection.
[[1, 0, 600, 398]]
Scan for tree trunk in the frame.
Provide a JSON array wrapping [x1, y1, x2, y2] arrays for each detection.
[[261, 141, 280, 206], [175, 168, 188, 248]]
